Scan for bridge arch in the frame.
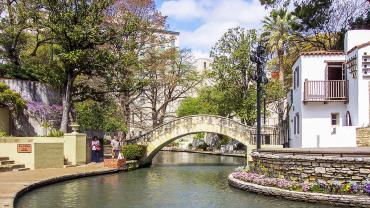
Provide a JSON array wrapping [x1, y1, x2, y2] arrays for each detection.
[[131, 115, 256, 166]]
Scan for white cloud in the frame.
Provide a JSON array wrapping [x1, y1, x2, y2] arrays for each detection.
[[159, 0, 206, 20], [160, 0, 269, 58]]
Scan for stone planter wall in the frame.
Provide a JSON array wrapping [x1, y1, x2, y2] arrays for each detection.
[[228, 174, 370, 207], [251, 152, 370, 182], [104, 159, 126, 169]]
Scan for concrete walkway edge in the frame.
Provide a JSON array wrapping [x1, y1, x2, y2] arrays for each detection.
[[0, 165, 120, 208]]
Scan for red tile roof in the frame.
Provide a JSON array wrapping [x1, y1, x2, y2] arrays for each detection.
[[300, 50, 345, 56], [347, 41, 370, 54]]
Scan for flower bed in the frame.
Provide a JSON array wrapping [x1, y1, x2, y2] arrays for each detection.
[[232, 169, 370, 196]]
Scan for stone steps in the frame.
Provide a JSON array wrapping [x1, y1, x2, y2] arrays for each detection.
[[13, 167, 30, 171], [0, 157, 28, 172], [0, 157, 10, 161], [0, 160, 14, 165]]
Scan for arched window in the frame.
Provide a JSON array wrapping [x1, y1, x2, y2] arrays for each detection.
[[346, 111, 352, 126]]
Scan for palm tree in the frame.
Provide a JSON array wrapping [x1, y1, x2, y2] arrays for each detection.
[[262, 9, 296, 84]]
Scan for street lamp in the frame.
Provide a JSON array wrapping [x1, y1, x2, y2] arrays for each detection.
[[250, 42, 268, 151]]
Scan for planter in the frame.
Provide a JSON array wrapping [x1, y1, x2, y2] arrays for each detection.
[[104, 158, 126, 169]]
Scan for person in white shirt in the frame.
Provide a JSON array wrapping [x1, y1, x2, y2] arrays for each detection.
[[91, 136, 101, 163], [111, 136, 121, 158]]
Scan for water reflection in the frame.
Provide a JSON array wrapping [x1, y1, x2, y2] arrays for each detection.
[[152, 151, 245, 166], [17, 152, 334, 208]]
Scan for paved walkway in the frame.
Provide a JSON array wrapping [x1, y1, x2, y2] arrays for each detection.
[[0, 163, 117, 208]]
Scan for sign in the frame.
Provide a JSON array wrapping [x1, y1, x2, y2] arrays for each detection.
[[17, 144, 32, 153]]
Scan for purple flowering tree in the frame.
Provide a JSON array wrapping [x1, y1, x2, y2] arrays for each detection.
[[26, 101, 63, 129]]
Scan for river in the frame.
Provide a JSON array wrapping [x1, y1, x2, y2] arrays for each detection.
[[16, 151, 334, 208]]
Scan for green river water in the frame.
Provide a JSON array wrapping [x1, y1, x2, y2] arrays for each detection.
[[16, 151, 334, 208]]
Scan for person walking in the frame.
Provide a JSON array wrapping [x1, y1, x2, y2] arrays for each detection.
[[91, 136, 101, 163], [111, 136, 121, 158]]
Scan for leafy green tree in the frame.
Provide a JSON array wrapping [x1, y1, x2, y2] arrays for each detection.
[[75, 99, 126, 132], [210, 27, 258, 125], [262, 9, 296, 85], [33, 0, 116, 132]]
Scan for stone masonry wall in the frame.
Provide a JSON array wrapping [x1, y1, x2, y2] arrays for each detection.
[[251, 152, 370, 183], [357, 127, 370, 147]]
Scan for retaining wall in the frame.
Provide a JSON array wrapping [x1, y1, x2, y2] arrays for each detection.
[[228, 174, 370, 207], [251, 151, 370, 182]]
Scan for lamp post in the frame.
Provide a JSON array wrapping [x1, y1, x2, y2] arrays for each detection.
[[251, 42, 267, 151]]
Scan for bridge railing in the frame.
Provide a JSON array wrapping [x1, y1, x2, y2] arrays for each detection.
[[126, 115, 282, 145]]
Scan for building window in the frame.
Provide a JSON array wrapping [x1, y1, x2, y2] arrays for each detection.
[[293, 67, 299, 89], [331, 113, 339, 126]]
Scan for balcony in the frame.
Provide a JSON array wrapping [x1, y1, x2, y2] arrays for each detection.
[[304, 80, 348, 103]]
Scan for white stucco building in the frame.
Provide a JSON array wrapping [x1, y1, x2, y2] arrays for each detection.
[[288, 30, 370, 148]]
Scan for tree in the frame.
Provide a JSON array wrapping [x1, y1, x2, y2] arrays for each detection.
[[260, 0, 369, 50], [102, 0, 165, 137], [0, 82, 27, 112], [142, 48, 200, 127], [176, 86, 228, 117], [34, 0, 116, 132], [0, 0, 32, 66], [75, 99, 126, 132], [210, 27, 258, 125], [262, 9, 296, 85]]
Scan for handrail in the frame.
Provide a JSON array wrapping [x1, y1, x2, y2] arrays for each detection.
[[304, 80, 348, 102]]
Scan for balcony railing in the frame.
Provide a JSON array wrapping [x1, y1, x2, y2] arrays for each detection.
[[304, 80, 348, 102]]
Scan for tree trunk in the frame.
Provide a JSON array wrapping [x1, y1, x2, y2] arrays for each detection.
[[119, 92, 131, 140], [60, 72, 74, 132], [277, 49, 285, 144], [278, 49, 284, 84]]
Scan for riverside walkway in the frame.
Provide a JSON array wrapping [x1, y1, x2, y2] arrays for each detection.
[[0, 164, 117, 208]]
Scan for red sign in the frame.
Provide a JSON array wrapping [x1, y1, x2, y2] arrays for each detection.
[[17, 144, 32, 153]]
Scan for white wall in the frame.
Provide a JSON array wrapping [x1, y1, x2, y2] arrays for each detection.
[[301, 102, 356, 147], [356, 46, 370, 127], [344, 30, 370, 52]]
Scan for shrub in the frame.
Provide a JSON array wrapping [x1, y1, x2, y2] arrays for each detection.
[[0, 130, 7, 137], [47, 130, 64, 137], [121, 145, 146, 160]]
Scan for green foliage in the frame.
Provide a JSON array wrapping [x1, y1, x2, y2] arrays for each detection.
[[47, 130, 64, 137], [210, 27, 260, 125], [0, 82, 27, 111], [193, 133, 205, 140], [197, 143, 209, 151], [121, 145, 146, 160], [0, 131, 8, 137], [75, 99, 127, 132], [216, 135, 232, 149]]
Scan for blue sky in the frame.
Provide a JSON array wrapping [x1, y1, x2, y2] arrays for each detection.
[[154, 0, 269, 58]]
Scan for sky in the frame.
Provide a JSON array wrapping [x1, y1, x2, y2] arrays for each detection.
[[155, 0, 269, 59]]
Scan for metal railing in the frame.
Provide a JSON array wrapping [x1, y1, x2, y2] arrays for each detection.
[[304, 80, 348, 102]]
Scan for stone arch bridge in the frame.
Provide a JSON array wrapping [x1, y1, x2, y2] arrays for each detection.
[[128, 115, 281, 166]]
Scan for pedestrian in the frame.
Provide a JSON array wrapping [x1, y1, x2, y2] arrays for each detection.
[[111, 136, 121, 158], [91, 136, 101, 163]]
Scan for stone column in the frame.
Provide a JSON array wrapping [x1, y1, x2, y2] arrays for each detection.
[[63, 132, 87, 165], [356, 127, 370, 147]]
